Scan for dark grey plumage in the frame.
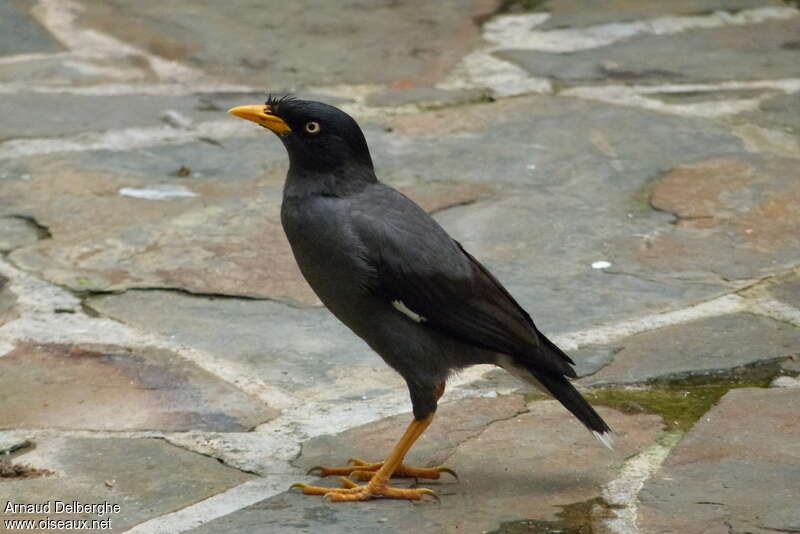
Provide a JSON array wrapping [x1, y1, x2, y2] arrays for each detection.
[[254, 98, 611, 445]]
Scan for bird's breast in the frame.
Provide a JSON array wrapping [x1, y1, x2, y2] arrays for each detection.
[[281, 196, 375, 319]]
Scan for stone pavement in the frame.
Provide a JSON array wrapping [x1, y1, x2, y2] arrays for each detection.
[[0, 1, 799, 533]]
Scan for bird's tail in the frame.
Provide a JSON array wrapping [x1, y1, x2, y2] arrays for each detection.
[[531, 369, 614, 449]]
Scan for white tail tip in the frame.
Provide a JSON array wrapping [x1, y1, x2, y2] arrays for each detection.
[[593, 430, 615, 450]]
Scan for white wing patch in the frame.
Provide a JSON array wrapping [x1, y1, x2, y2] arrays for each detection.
[[392, 300, 426, 323]]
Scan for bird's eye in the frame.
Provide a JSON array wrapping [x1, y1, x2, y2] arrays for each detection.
[[305, 121, 321, 134]]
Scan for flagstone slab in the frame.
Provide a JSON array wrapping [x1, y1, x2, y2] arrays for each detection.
[[0, 342, 276, 431], [638, 387, 800, 534], [73, 0, 501, 88], [86, 290, 388, 398], [609, 154, 800, 283], [1, 437, 255, 532], [495, 19, 800, 84], [0, 93, 227, 140], [577, 313, 800, 386]]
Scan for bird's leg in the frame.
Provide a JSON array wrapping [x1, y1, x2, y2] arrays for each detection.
[[305, 383, 455, 482], [291, 414, 439, 501]]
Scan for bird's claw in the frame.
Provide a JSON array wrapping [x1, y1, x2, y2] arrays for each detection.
[[416, 488, 440, 504], [438, 467, 459, 481], [290, 478, 438, 502], [307, 460, 458, 481]]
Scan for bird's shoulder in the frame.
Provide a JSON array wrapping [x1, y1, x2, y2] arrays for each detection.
[[349, 183, 472, 278]]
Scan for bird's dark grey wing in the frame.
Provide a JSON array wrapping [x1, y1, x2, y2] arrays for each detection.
[[351, 185, 575, 377]]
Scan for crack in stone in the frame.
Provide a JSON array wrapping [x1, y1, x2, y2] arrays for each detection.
[[439, 402, 530, 465], [760, 527, 800, 534], [154, 436, 263, 477], [82, 285, 298, 307], [427, 196, 486, 216], [5, 214, 52, 241]]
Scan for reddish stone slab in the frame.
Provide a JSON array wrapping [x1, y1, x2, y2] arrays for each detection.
[[0, 342, 277, 431]]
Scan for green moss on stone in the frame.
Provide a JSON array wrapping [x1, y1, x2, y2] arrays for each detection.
[[584, 373, 771, 432]]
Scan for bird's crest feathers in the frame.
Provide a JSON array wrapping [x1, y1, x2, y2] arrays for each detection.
[[265, 94, 297, 114]]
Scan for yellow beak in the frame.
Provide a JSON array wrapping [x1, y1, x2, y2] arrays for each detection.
[[228, 105, 291, 134]]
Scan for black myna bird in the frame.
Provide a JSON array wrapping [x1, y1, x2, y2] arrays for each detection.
[[228, 97, 612, 502]]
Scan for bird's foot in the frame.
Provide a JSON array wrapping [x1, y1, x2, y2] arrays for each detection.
[[307, 458, 457, 481], [291, 476, 438, 502]]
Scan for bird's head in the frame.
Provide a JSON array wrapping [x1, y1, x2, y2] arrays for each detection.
[[228, 96, 373, 175]]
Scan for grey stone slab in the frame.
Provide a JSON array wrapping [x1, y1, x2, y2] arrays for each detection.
[[578, 313, 800, 386], [495, 19, 800, 84], [514, 0, 784, 28], [74, 0, 500, 88], [385, 95, 742, 193], [86, 290, 391, 400], [573, 346, 618, 378], [735, 92, 800, 136], [0, 0, 63, 56], [3, 437, 255, 532], [0, 93, 227, 140], [638, 387, 800, 534], [190, 398, 662, 534], [0, 342, 277, 431]]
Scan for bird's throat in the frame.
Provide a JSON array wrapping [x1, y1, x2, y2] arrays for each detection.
[[284, 164, 377, 200]]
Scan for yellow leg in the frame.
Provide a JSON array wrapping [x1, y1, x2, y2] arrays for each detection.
[[291, 415, 439, 502]]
